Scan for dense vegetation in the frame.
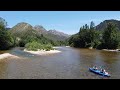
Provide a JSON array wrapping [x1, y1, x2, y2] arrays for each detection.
[[10, 22, 69, 47], [69, 21, 101, 48], [69, 21, 120, 49], [1, 16, 120, 51], [0, 17, 68, 51], [98, 22, 120, 49], [0, 17, 14, 50], [25, 41, 54, 51]]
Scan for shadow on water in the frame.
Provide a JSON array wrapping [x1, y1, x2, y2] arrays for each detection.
[[76, 48, 102, 67], [99, 50, 119, 64], [98, 50, 120, 79]]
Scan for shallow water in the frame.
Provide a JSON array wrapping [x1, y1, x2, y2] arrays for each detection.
[[0, 47, 120, 79]]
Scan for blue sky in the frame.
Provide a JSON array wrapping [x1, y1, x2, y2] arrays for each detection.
[[0, 11, 120, 35]]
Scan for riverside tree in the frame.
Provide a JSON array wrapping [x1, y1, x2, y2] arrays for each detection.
[[68, 21, 101, 48], [102, 22, 120, 49], [0, 17, 14, 50]]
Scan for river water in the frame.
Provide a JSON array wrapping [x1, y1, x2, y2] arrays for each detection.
[[0, 47, 120, 79]]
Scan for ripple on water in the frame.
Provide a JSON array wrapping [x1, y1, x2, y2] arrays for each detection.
[[0, 47, 120, 79]]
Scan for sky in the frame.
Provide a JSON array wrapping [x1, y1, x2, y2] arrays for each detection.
[[0, 11, 120, 35]]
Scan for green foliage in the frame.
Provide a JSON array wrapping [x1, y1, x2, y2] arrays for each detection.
[[69, 21, 101, 48], [69, 21, 120, 50], [0, 17, 14, 50], [16, 31, 68, 47], [90, 21, 95, 30], [12, 29, 56, 47], [99, 22, 120, 49], [10, 23, 69, 47], [68, 34, 81, 47], [25, 41, 42, 51], [0, 17, 7, 29], [44, 44, 54, 51], [25, 41, 53, 51]]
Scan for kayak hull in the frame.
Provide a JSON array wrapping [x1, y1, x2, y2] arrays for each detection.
[[89, 68, 111, 77]]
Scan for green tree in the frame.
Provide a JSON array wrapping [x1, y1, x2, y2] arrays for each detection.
[[68, 34, 80, 47], [0, 17, 7, 29], [0, 17, 14, 50], [90, 21, 95, 30], [88, 21, 100, 47], [102, 22, 120, 49], [69, 21, 101, 48]]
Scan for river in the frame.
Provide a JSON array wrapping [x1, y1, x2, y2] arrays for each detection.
[[0, 47, 120, 79]]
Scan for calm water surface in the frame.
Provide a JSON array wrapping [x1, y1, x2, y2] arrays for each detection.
[[0, 47, 120, 79]]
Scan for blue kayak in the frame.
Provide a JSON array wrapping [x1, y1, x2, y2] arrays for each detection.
[[89, 68, 111, 77]]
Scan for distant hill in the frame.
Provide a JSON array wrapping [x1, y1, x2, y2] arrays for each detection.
[[46, 29, 70, 41], [48, 29, 69, 37], [33, 25, 70, 41], [10, 22, 33, 36], [10, 22, 70, 41], [33, 25, 48, 34], [95, 19, 120, 31]]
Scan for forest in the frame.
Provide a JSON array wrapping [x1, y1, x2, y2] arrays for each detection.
[[1, 17, 120, 51], [0, 17, 68, 51], [69, 21, 120, 49]]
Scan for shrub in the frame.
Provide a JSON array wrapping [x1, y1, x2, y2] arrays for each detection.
[[44, 44, 53, 51], [25, 41, 53, 51]]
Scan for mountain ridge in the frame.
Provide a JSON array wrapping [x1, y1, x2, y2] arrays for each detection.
[[9, 22, 70, 41], [95, 19, 120, 31]]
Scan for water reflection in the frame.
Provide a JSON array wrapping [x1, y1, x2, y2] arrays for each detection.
[[99, 51, 119, 64], [78, 49, 99, 66], [0, 47, 120, 79]]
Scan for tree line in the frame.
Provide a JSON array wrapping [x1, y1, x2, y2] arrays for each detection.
[[0, 17, 68, 50], [1, 16, 119, 51], [68, 21, 120, 49]]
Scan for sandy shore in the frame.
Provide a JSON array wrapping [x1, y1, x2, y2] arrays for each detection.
[[0, 53, 20, 60], [102, 49, 120, 52], [53, 46, 70, 48], [66, 46, 70, 47], [24, 49, 61, 55], [53, 47, 62, 49]]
